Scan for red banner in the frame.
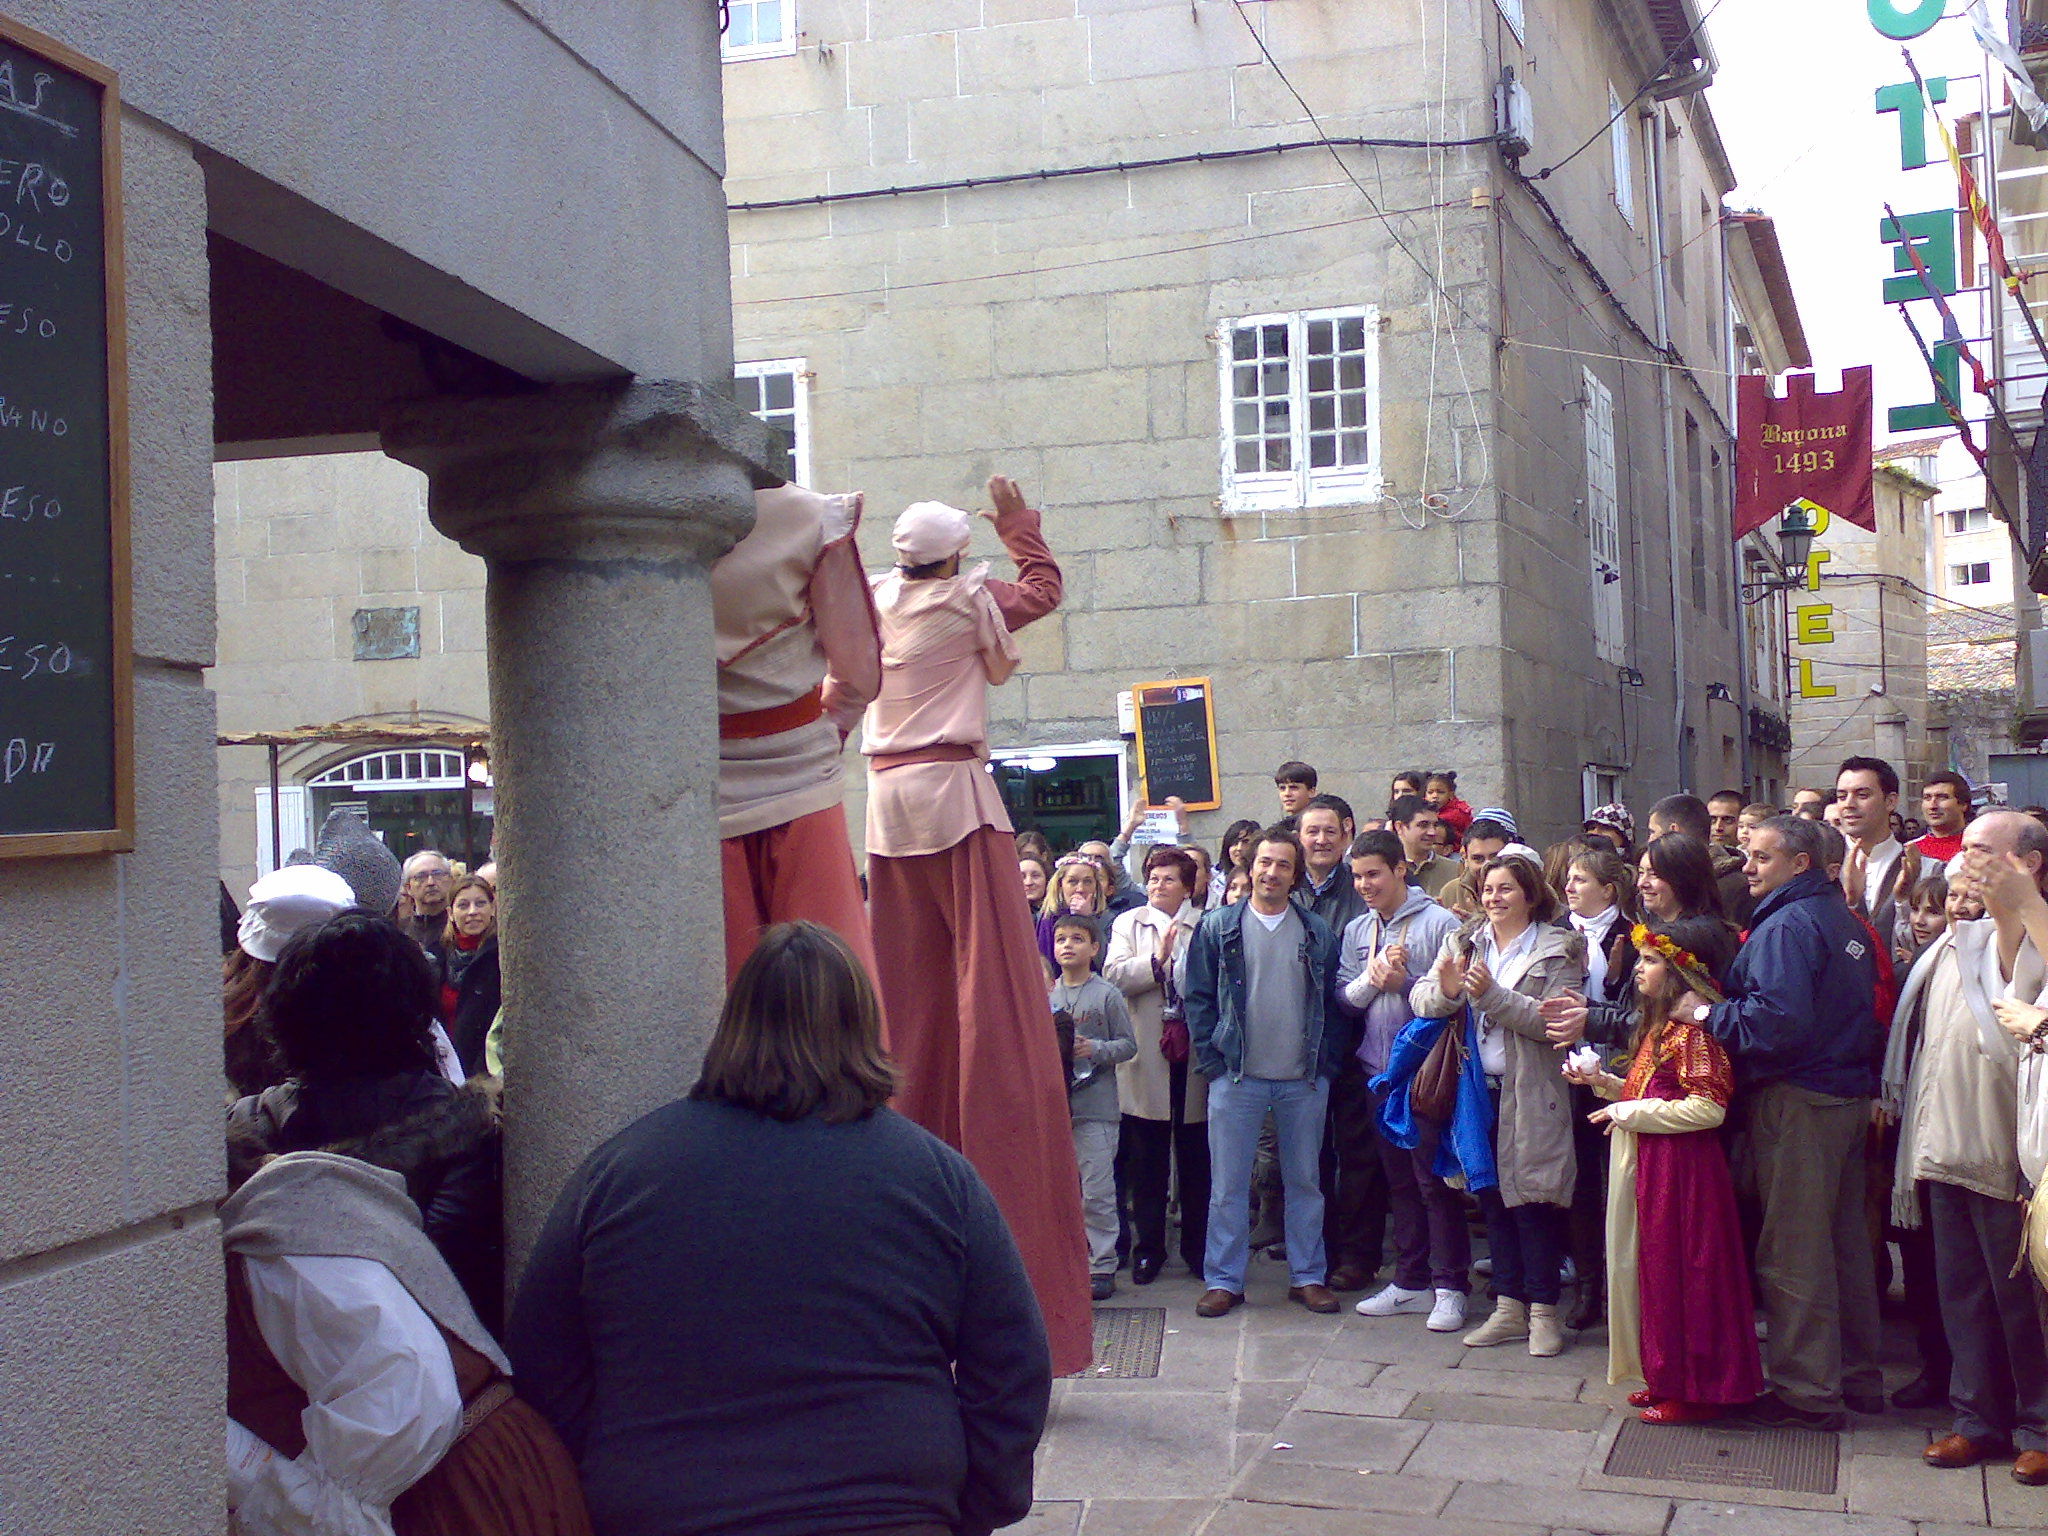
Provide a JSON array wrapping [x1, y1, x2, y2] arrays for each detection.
[[1734, 366, 1875, 537]]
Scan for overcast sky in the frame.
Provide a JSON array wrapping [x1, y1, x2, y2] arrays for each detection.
[[1705, 0, 1993, 442]]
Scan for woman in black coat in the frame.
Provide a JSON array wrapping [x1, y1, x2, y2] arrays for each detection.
[[227, 911, 506, 1336], [437, 874, 501, 1077]]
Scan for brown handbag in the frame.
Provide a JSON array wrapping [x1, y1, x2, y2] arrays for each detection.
[[1409, 1007, 1469, 1123]]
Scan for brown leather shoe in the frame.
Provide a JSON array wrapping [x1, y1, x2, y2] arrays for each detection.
[[1924, 1433, 2012, 1469], [1195, 1288, 1244, 1318], [2015, 1450, 2048, 1486], [1325, 1265, 1375, 1293], [1288, 1284, 1341, 1314]]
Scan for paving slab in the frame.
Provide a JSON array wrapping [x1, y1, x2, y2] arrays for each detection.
[[1303, 1355, 1385, 1390], [1842, 1420, 1939, 1460], [1322, 1318, 1475, 1365], [1453, 1340, 1601, 1377], [1292, 1382, 1416, 1417], [1232, 1459, 1455, 1513], [1667, 1501, 1913, 1536], [1233, 1380, 1303, 1435], [1441, 1479, 1674, 1535], [1204, 1501, 1548, 1536], [1986, 1467, 2048, 1527], [1402, 1417, 1600, 1486], [1403, 1389, 1612, 1431], [1260, 1406, 1430, 1471], [1035, 1391, 1237, 1500], [1242, 1332, 1330, 1381], [1074, 1499, 1215, 1536], [1376, 1362, 1587, 1402], [1015, 1503, 1084, 1535], [1845, 1452, 1986, 1523]]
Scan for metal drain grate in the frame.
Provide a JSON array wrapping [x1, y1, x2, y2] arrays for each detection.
[[1072, 1306, 1166, 1379], [1603, 1418, 1838, 1495]]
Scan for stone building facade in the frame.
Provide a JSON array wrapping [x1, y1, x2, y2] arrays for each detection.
[[1784, 459, 1939, 790], [718, 0, 1801, 847]]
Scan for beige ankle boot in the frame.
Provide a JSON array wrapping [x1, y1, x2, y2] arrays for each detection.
[[1528, 1302, 1566, 1357], [1461, 1297, 1528, 1347]]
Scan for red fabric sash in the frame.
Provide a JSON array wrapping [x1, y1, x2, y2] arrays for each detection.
[[719, 687, 824, 740]]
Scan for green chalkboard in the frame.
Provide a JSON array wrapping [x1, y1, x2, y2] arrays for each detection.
[[0, 17, 129, 856]]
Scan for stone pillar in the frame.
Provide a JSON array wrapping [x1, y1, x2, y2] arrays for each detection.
[[383, 381, 779, 1266]]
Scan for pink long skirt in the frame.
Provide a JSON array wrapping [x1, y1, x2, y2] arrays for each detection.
[[721, 804, 878, 985], [867, 825, 1094, 1376]]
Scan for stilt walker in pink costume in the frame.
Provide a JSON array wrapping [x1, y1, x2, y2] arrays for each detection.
[[863, 476, 1094, 1375], [713, 482, 883, 983]]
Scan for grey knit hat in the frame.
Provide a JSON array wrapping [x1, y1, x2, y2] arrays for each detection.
[[313, 810, 402, 917]]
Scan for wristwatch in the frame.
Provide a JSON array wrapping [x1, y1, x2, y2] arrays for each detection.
[[1692, 1004, 1712, 1023]]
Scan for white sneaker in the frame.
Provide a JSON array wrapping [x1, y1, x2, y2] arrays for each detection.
[[1426, 1289, 1468, 1332], [1355, 1283, 1431, 1317]]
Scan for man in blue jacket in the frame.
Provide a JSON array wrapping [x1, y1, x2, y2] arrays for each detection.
[[1687, 814, 1883, 1430], [1184, 826, 1348, 1319]]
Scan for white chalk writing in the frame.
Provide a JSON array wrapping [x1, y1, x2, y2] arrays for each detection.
[[0, 634, 75, 678], [0, 485, 59, 521], [2, 738, 58, 782], [0, 397, 68, 434], [0, 60, 76, 138], [0, 211, 71, 262], [0, 301, 56, 338]]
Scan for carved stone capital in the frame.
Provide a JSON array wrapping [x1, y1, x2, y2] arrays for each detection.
[[381, 380, 785, 564]]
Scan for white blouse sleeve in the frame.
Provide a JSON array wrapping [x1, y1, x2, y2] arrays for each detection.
[[227, 1254, 463, 1536]]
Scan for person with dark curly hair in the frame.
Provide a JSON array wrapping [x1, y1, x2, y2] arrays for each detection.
[[228, 911, 504, 1335]]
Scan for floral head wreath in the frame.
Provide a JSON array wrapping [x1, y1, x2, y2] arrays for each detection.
[[1054, 853, 1104, 878], [1629, 922, 1725, 1005]]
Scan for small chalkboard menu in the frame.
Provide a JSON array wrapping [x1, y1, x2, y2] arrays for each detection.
[[1132, 677, 1220, 812], [0, 17, 129, 857]]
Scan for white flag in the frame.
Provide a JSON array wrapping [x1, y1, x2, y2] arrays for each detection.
[[1969, 0, 2048, 136]]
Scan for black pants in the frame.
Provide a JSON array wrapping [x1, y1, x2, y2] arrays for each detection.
[[1121, 1109, 1210, 1275], [1321, 1057, 1388, 1275]]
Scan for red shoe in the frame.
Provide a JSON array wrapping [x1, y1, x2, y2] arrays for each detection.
[[1641, 1400, 1724, 1426], [1627, 1389, 1661, 1409]]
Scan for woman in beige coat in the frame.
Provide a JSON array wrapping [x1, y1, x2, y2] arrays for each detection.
[[1411, 851, 1585, 1357], [1104, 846, 1208, 1285]]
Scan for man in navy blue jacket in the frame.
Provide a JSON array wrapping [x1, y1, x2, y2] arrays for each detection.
[[1687, 814, 1884, 1430]]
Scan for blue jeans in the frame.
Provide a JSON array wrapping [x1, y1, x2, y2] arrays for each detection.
[[1204, 1074, 1330, 1292]]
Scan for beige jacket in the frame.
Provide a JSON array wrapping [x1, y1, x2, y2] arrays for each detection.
[[1411, 918, 1586, 1208], [1104, 901, 1207, 1123]]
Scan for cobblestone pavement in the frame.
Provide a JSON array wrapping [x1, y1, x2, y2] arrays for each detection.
[[1018, 1264, 2046, 1536]]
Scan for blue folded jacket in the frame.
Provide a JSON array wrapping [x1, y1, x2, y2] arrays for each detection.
[[1370, 1009, 1498, 1195]]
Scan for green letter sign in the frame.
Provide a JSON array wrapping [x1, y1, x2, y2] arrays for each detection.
[[1868, 0, 1943, 40]]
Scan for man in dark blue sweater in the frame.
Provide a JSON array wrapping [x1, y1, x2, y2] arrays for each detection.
[[1688, 814, 1883, 1430]]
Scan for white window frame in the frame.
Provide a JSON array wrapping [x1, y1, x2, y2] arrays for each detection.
[[309, 749, 467, 792], [1609, 87, 1636, 228], [735, 357, 811, 487], [1582, 366, 1625, 665], [1216, 307, 1383, 514], [1495, 0, 1526, 42], [1951, 560, 1993, 587], [1947, 506, 1992, 534], [1582, 764, 1624, 820], [721, 0, 797, 61]]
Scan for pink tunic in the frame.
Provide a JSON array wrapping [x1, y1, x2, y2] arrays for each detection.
[[713, 485, 882, 840], [861, 506, 1062, 857]]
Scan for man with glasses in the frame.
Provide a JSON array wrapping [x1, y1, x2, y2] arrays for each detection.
[[399, 850, 454, 952]]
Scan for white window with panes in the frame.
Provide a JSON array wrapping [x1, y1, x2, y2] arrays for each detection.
[[1951, 560, 1992, 587], [1947, 507, 1992, 534], [735, 358, 809, 487], [1609, 87, 1635, 227], [722, 0, 795, 60], [1582, 367, 1625, 664], [1217, 308, 1381, 513]]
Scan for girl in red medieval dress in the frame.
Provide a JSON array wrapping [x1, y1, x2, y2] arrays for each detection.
[[1567, 916, 1764, 1425]]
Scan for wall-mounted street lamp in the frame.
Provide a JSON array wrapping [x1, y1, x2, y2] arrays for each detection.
[[1741, 501, 1821, 602], [1705, 681, 1735, 702], [1617, 666, 1646, 688]]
